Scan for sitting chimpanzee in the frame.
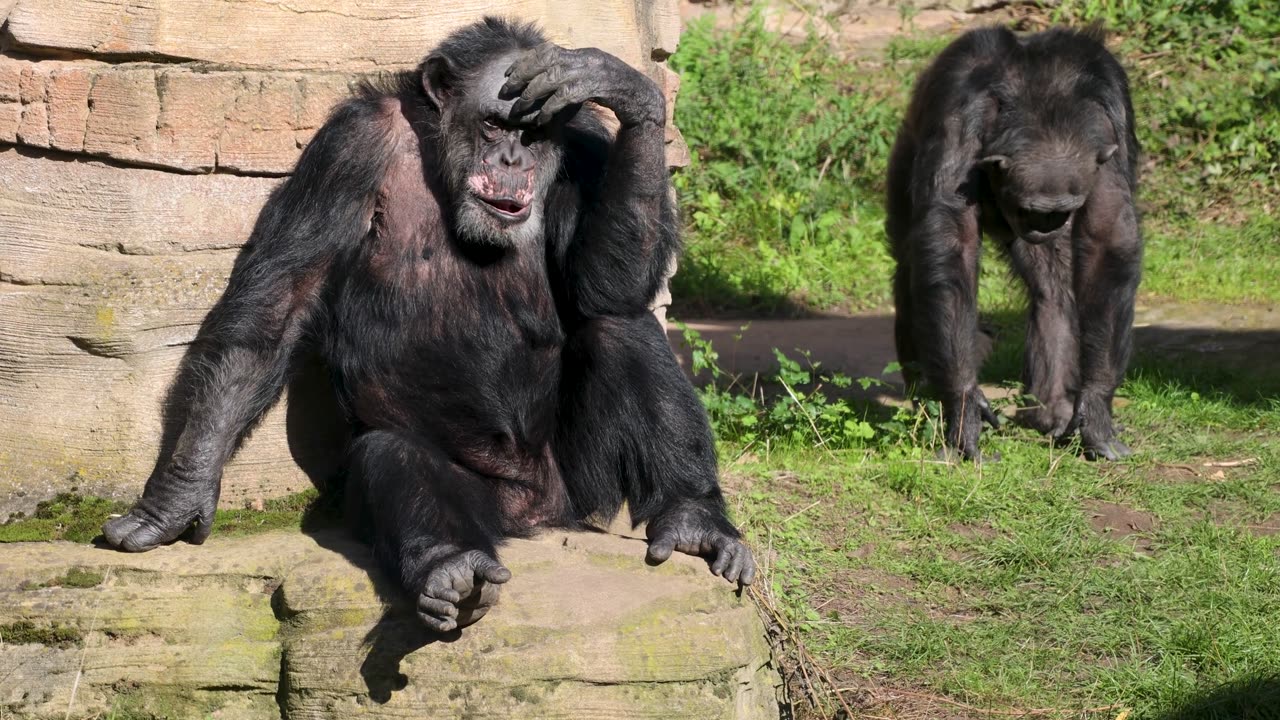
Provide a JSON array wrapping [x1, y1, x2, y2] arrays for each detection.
[[885, 25, 1142, 462], [102, 17, 754, 631]]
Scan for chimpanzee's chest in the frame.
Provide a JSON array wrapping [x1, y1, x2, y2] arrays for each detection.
[[324, 229, 565, 437]]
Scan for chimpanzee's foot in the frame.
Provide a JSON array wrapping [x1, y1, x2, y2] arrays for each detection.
[[1062, 393, 1133, 461], [943, 386, 1002, 461], [1017, 395, 1074, 437], [413, 549, 511, 632], [645, 503, 755, 586]]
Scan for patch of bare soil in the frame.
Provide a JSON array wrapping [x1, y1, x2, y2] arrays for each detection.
[[1084, 499, 1157, 557], [1247, 513, 1280, 537], [1084, 500, 1156, 537], [1203, 501, 1280, 537], [947, 521, 999, 541]]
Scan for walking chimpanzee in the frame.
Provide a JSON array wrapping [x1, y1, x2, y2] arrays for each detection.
[[885, 25, 1142, 462], [102, 17, 754, 631]]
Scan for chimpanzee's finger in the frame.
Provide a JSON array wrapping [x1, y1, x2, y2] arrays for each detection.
[[504, 43, 560, 83], [710, 541, 733, 577], [646, 536, 676, 564], [188, 500, 217, 545], [418, 595, 458, 619], [475, 556, 512, 585], [723, 547, 747, 584], [103, 508, 190, 552], [738, 553, 757, 586], [423, 575, 462, 605], [509, 73, 558, 118], [417, 599, 458, 633], [535, 90, 583, 126]]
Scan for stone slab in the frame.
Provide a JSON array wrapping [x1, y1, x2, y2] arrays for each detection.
[[0, 529, 779, 719]]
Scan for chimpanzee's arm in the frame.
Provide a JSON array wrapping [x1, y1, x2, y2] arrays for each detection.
[[1067, 168, 1142, 461], [501, 44, 678, 316], [102, 99, 396, 551], [903, 118, 1001, 461]]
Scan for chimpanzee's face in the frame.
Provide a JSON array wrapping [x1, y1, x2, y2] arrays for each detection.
[[431, 53, 564, 248], [983, 140, 1118, 245]]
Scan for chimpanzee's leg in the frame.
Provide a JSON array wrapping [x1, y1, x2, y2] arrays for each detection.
[[346, 431, 512, 631], [1070, 183, 1142, 460], [555, 313, 754, 586], [908, 207, 1000, 460], [892, 262, 922, 392], [1008, 238, 1079, 437]]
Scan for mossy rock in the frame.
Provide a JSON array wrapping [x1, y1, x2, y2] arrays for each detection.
[[0, 528, 779, 719]]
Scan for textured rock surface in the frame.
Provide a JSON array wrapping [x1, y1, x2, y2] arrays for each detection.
[[5, 0, 680, 73], [0, 529, 779, 719], [0, 0, 686, 516]]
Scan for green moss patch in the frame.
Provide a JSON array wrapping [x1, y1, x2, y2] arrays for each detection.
[[0, 620, 83, 648], [0, 493, 130, 543], [0, 488, 338, 544], [213, 487, 339, 537], [45, 566, 106, 588]]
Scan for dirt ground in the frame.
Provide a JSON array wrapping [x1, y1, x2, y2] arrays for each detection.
[[667, 301, 1280, 399]]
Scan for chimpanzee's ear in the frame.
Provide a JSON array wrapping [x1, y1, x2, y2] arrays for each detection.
[[1096, 144, 1119, 165], [423, 54, 456, 110], [980, 155, 1010, 172]]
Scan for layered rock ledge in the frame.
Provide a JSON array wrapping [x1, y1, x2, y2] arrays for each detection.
[[0, 528, 779, 719]]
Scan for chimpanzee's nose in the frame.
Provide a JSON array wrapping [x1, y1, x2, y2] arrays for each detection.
[[500, 141, 524, 169]]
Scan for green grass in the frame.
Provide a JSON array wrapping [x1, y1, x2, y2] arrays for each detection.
[[670, 4, 1280, 316], [669, 10, 902, 315], [718, 350, 1279, 719], [671, 4, 1280, 717]]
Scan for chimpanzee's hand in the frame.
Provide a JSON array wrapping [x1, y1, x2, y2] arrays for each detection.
[[101, 465, 220, 552], [941, 386, 1001, 462], [645, 505, 755, 586], [415, 549, 511, 633], [1062, 393, 1132, 461], [501, 43, 664, 128], [1018, 395, 1075, 438]]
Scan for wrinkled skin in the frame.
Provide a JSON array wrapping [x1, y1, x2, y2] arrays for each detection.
[[645, 502, 757, 587], [415, 549, 511, 632]]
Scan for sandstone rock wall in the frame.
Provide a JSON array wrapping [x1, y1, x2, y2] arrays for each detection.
[[0, 1, 687, 516]]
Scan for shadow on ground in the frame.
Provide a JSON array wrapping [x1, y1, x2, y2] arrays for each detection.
[[667, 301, 1280, 408], [1155, 675, 1280, 720]]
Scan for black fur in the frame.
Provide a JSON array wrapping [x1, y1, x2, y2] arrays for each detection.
[[885, 25, 1143, 461], [103, 17, 753, 631]]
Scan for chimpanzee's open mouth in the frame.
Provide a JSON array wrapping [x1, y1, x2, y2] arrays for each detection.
[[1018, 209, 1072, 243], [476, 195, 531, 222]]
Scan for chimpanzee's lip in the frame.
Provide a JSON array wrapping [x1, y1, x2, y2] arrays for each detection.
[[1020, 215, 1072, 245], [475, 194, 531, 221]]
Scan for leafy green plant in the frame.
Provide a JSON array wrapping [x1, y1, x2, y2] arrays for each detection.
[[676, 322, 928, 454], [670, 10, 903, 314], [672, 2, 1280, 314], [1055, 0, 1280, 194]]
